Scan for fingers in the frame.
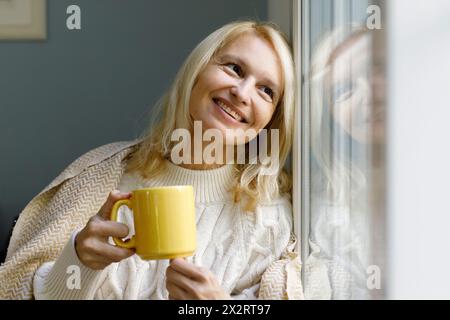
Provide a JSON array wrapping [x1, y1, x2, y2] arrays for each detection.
[[88, 238, 135, 262], [98, 190, 131, 220], [79, 251, 112, 270], [165, 262, 227, 299], [96, 220, 130, 239], [76, 190, 134, 270], [169, 258, 207, 281], [85, 216, 130, 239], [166, 281, 189, 300], [166, 264, 197, 293], [76, 230, 135, 269], [96, 241, 135, 262]]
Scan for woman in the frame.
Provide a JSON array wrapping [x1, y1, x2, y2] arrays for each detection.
[[304, 26, 385, 299], [0, 20, 300, 300]]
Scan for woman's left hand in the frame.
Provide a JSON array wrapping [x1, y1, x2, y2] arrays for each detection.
[[165, 258, 231, 300]]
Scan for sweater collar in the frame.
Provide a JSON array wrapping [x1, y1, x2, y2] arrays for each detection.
[[148, 160, 237, 203]]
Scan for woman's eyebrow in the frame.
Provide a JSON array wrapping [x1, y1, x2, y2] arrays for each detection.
[[220, 53, 279, 91]]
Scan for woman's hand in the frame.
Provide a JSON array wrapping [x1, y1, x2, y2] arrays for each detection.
[[75, 190, 135, 270], [165, 258, 231, 300]]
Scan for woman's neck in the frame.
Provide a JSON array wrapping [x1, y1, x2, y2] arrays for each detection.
[[177, 162, 225, 170]]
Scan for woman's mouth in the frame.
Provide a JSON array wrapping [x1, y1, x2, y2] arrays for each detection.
[[213, 98, 247, 124]]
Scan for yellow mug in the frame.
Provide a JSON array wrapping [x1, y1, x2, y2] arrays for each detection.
[[110, 186, 196, 260]]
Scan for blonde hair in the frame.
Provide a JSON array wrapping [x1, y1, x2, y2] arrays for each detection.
[[126, 20, 296, 212]]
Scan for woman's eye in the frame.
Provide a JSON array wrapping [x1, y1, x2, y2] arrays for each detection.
[[226, 63, 242, 76], [333, 82, 354, 102], [224, 63, 274, 100], [263, 87, 274, 99]]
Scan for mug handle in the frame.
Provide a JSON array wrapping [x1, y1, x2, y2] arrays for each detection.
[[110, 199, 136, 249]]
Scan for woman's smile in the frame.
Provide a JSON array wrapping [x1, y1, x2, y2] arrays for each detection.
[[212, 98, 248, 126]]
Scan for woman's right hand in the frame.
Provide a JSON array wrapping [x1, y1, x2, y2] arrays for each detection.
[[75, 190, 136, 270]]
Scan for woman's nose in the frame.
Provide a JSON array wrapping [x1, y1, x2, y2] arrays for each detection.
[[230, 79, 252, 105]]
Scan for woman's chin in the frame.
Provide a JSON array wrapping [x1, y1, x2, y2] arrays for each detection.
[[201, 115, 246, 132]]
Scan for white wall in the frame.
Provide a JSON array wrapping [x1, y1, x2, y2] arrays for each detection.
[[387, 0, 450, 299], [268, 0, 291, 40]]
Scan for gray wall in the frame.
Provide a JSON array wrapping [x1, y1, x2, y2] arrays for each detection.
[[0, 0, 267, 261]]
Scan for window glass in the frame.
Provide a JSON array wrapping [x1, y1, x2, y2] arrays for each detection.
[[302, 0, 386, 299]]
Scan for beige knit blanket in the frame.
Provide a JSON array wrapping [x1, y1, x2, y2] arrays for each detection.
[[0, 140, 302, 300]]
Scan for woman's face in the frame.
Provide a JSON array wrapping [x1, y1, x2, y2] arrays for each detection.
[[329, 34, 385, 145], [189, 31, 283, 145]]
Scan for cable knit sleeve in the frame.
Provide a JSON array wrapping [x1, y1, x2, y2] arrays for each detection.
[[230, 196, 293, 299], [33, 230, 104, 300]]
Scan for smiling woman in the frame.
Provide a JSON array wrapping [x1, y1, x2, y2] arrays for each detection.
[[127, 20, 296, 208], [0, 20, 300, 300], [190, 33, 282, 136]]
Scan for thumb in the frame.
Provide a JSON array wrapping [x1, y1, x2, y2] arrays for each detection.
[[98, 190, 131, 220]]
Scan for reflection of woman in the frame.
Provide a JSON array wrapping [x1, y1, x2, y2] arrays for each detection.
[[0, 21, 300, 300], [305, 26, 383, 299]]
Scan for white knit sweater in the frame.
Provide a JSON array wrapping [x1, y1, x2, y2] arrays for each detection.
[[33, 160, 293, 300]]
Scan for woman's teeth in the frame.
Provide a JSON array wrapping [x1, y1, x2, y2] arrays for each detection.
[[215, 99, 244, 122]]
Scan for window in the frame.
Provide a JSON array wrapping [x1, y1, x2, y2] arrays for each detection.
[[293, 0, 386, 299], [278, 0, 450, 300]]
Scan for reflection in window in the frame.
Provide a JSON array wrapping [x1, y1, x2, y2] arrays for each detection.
[[301, 0, 386, 300]]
